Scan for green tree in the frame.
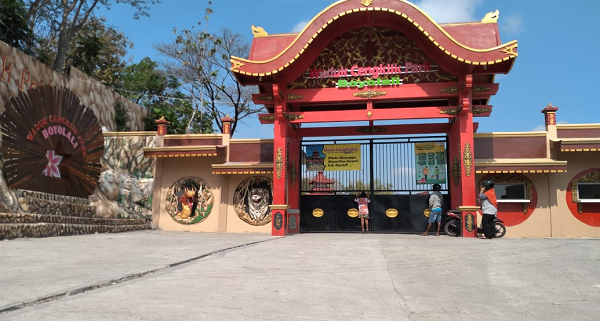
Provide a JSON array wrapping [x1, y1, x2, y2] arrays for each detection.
[[0, 0, 32, 51], [155, 3, 261, 137], [66, 17, 131, 87], [24, 0, 159, 73], [119, 57, 214, 134]]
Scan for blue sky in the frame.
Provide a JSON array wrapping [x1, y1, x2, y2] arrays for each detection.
[[99, 0, 600, 139]]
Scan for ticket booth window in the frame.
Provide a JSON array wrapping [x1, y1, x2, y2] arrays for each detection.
[[496, 183, 527, 201], [577, 183, 600, 202]]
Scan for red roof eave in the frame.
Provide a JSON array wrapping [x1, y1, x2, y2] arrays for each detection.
[[231, 0, 517, 82]]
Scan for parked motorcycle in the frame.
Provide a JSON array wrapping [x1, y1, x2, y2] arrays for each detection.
[[443, 210, 506, 238]]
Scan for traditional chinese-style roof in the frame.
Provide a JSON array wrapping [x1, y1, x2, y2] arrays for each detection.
[[231, 0, 517, 85]]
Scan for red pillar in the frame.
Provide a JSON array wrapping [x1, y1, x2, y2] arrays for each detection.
[[270, 84, 288, 236], [449, 75, 479, 237], [286, 130, 301, 234]]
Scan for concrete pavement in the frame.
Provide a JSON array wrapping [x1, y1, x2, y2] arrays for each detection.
[[1, 231, 599, 320]]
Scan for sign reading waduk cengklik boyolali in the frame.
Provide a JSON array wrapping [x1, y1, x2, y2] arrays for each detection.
[[305, 61, 438, 89]]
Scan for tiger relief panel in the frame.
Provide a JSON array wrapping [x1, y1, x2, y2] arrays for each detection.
[[233, 177, 273, 226], [165, 177, 214, 225]]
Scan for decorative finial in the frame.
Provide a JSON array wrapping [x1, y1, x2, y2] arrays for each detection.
[[481, 10, 499, 23], [252, 25, 268, 37], [360, 0, 373, 6]]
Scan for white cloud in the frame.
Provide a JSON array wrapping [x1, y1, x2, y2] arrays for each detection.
[[412, 0, 482, 23], [500, 14, 524, 34], [291, 20, 309, 33]]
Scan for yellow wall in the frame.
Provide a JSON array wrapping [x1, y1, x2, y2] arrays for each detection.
[[152, 157, 274, 234], [476, 152, 600, 237], [548, 153, 600, 237]]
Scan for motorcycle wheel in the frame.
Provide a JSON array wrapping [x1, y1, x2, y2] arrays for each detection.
[[444, 219, 461, 237], [494, 223, 506, 238]]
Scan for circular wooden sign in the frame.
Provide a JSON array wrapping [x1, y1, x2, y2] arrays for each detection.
[[1, 86, 104, 198]]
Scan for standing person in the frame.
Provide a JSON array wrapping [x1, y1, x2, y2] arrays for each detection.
[[479, 180, 498, 239], [421, 184, 443, 236], [354, 191, 371, 233], [422, 166, 430, 182]]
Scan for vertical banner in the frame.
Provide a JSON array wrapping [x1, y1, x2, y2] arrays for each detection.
[[305, 144, 361, 171], [415, 142, 446, 185]]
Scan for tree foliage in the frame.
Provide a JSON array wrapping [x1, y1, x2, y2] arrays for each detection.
[[24, 0, 159, 73], [0, 0, 32, 51], [154, 2, 262, 137], [119, 57, 214, 134], [67, 16, 131, 87]]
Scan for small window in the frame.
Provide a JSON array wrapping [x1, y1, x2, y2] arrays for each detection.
[[495, 183, 527, 200], [577, 183, 600, 201]]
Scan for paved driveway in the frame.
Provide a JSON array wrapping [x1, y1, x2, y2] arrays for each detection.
[[1, 231, 599, 320]]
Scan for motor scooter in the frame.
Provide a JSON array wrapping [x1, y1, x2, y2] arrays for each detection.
[[443, 210, 506, 238]]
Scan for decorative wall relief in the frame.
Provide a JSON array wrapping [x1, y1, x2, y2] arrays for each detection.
[[165, 177, 213, 224], [465, 213, 475, 232], [289, 26, 457, 90], [463, 143, 473, 177], [274, 212, 283, 230], [90, 133, 156, 219], [233, 176, 273, 226]]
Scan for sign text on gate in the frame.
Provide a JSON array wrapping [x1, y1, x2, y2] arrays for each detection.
[[323, 144, 361, 171]]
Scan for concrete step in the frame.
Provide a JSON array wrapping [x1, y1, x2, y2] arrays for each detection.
[[0, 214, 152, 240], [0, 213, 147, 225]]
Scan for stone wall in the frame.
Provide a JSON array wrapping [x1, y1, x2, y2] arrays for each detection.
[[0, 40, 146, 131], [0, 41, 155, 239], [0, 132, 156, 240]]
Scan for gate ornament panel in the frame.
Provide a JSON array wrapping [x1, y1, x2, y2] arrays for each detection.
[[165, 177, 213, 225], [233, 176, 273, 226]]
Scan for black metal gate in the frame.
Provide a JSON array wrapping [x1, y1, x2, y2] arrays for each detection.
[[300, 136, 449, 233]]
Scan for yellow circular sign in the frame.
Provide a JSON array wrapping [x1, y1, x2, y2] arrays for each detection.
[[312, 208, 324, 218], [386, 208, 398, 218], [347, 208, 359, 218]]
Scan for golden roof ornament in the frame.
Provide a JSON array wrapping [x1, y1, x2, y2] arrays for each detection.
[[360, 0, 374, 6], [252, 25, 269, 37], [481, 10, 499, 23]]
